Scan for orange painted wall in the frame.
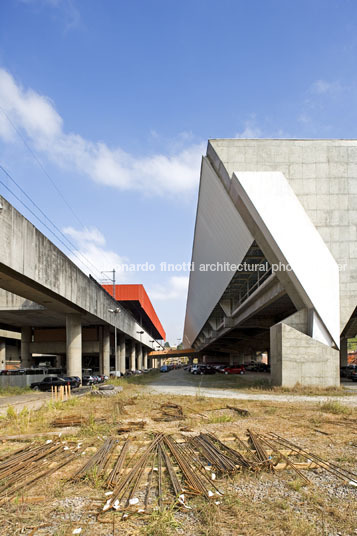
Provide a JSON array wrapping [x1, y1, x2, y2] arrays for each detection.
[[102, 284, 166, 340]]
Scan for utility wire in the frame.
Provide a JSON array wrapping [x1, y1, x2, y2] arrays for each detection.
[[0, 166, 104, 282], [0, 107, 85, 229]]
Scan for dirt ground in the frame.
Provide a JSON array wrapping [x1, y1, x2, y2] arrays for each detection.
[[0, 372, 356, 536]]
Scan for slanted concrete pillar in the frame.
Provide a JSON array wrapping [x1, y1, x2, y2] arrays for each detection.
[[340, 337, 348, 367], [130, 339, 136, 371], [136, 343, 143, 370], [21, 327, 33, 368], [66, 314, 82, 379], [119, 334, 126, 375], [0, 339, 6, 369], [103, 326, 110, 376], [143, 348, 148, 369]]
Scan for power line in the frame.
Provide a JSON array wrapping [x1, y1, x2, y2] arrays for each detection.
[[0, 165, 105, 281], [0, 107, 85, 228]]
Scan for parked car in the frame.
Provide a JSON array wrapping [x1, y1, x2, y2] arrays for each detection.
[[82, 375, 95, 386], [196, 365, 216, 375], [222, 365, 245, 375], [160, 365, 169, 373], [61, 376, 80, 388], [340, 365, 357, 379], [30, 376, 70, 391], [351, 370, 357, 382]]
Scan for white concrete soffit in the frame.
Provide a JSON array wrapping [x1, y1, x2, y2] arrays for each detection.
[[230, 171, 340, 348]]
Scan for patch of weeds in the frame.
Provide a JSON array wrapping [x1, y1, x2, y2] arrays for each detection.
[[6, 405, 17, 420], [287, 478, 306, 493], [144, 504, 181, 536], [208, 415, 234, 424], [319, 401, 351, 415]]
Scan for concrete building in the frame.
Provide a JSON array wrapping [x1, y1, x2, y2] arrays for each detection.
[[183, 139, 357, 387], [0, 195, 165, 378]]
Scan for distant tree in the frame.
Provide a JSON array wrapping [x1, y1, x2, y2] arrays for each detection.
[[164, 341, 170, 348], [177, 343, 183, 350]]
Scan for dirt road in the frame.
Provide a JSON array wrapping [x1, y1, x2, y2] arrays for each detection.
[[142, 368, 357, 405]]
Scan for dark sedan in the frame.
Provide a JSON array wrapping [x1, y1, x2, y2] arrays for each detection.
[[30, 376, 70, 391]]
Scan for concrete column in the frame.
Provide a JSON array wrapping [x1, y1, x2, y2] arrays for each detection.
[[66, 314, 82, 379], [136, 343, 143, 370], [119, 334, 126, 375], [340, 337, 348, 367], [21, 327, 33, 368], [202, 355, 206, 364], [229, 354, 234, 366], [103, 326, 110, 376], [143, 348, 148, 369], [130, 339, 136, 371], [0, 339, 6, 369]]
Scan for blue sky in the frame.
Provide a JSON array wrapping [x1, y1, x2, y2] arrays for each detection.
[[0, 0, 357, 343]]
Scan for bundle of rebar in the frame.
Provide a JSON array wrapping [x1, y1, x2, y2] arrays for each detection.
[[266, 432, 357, 484], [106, 439, 130, 488], [247, 429, 274, 472], [153, 403, 184, 422], [0, 441, 78, 503], [72, 437, 118, 481], [189, 433, 237, 474], [51, 415, 86, 427]]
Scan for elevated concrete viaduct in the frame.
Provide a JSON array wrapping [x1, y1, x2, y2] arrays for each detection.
[[0, 195, 161, 377]]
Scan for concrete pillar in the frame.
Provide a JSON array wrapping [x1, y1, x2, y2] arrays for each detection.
[[229, 354, 234, 366], [270, 322, 340, 387], [66, 314, 82, 378], [130, 339, 136, 371], [119, 334, 126, 375], [103, 326, 110, 376], [202, 355, 206, 364], [143, 348, 148, 369], [0, 339, 6, 369], [340, 337, 348, 367], [136, 343, 143, 370], [21, 327, 33, 368]]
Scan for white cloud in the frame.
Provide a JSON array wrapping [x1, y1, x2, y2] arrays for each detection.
[[235, 119, 263, 138], [62, 225, 129, 280], [149, 276, 189, 301], [310, 80, 343, 95], [0, 68, 204, 196]]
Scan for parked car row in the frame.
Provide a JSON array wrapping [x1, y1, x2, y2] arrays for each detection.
[[186, 363, 246, 375], [30, 376, 81, 391], [340, 365, 357, 381]]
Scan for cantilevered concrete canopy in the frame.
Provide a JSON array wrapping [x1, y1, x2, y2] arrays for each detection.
[[184, 139, 357, 387]]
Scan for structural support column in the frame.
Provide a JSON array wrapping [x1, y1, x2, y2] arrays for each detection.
[[0, 339, 6, 369], [66, 314, 82, 379], [136, 343, 143, 370], [143, 348, 148, 369], [21, 327, 33, 368], [340, 337, 348, 367], [130, 339, 136, 371], [103, 326, 110, 376], [119, 334, 126, 375]]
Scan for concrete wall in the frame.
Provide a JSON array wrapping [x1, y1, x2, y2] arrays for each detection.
[[270, 322, 339, 387], [0, 373, 46, 388]]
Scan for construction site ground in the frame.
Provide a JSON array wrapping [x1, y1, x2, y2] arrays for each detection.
[[0, 370, 355, 536]]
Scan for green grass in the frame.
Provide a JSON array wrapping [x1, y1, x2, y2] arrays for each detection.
[[319, 401, 351, 414], [0, 386, 32, 397]]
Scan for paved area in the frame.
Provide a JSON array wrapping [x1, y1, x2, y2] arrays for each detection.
[[143, 368, 357, 405]]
